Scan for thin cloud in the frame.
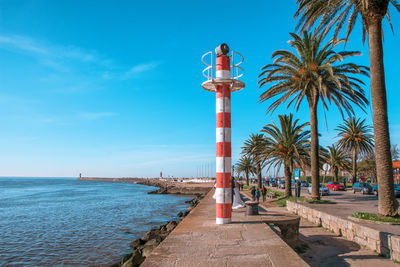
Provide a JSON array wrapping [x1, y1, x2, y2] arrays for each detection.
[[0, 35, 48, 55], [0, 34, 100, 64], [123, 61, 161, 79], [0, 34, 161, 96]]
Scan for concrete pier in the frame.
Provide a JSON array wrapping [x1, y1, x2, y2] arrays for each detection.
[[141, 190, 308, 267]]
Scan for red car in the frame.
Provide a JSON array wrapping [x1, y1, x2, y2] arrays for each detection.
[[326, 181, 346, 191]]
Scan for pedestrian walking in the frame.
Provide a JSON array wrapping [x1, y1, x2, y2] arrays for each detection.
[[251, 187, 256, 201], [231, 178, 235, 204], [255, 188, 260, 202], [261, 185, 266, 202]]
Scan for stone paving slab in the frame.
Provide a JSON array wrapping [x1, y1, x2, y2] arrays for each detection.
[[142, 190, 308, 267]]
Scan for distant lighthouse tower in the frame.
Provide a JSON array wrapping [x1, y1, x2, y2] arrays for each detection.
[[201, 44, 245, 224]]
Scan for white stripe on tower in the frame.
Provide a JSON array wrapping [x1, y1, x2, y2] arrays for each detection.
[[216, 97, 231, 113], [215, 54, 232, 224], [216, 128, 231, 143], [216, 70, 230, 79]]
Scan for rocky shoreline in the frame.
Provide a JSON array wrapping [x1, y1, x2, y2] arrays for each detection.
[[78, 177, 213, 195], [77, 177, 211, 266], [110, 195, 204, 267]]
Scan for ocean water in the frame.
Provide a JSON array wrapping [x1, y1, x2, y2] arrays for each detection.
[[0, 177, 193, 266]]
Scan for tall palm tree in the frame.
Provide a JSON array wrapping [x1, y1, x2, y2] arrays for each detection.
[[258, 31, 369, 200], [241, 134, 266, 188], [260, 114, 311, 197], [392, 144, 400, 161], [326, 145, 351, 182], [294, 0, 400, 218], [235, 156, 254, 186], [336, 117, 374, 184]]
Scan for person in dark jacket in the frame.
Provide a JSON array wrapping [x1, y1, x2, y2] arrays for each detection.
[[251, 187, 256, 201], [261, 185, 266, 202], [231, 177, 235, 203]]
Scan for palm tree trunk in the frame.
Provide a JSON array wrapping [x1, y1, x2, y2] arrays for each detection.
[[309, 100, 320, 200], [352, 148, 357, 184], [368, 18, 398, 216], [334, 168, 338, 182], [245, 171, 249, 186], [284, 163, 292, 197], [257, 163, 262, 188]]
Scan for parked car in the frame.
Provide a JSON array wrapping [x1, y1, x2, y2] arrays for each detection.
[[352, 182, 373, 194], [326, 181, 346, 191], [278, 179, 285, 189], [300, 180, 309, 187], [373, 184, 400, 197], [307, 184, 330, 196], [269, 178, 277, 187]]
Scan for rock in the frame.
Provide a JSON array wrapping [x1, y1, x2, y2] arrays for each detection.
[[177, 211, 184, 217], [145, 238, 159, 247], [130, 238, 145, 249], [130, 249, 145, 267], [142, 229, 160, 241], [141, 244, 156, 258], [143, 228, 166, 243], [121, 256, 133, 267], [165, 220, 178, 232]]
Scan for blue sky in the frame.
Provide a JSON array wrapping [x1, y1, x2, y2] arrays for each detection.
[[0, 0, 399, 178]]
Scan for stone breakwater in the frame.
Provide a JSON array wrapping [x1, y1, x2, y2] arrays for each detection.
[[77, 177, 213, 195], [111, 195, 204, 267]]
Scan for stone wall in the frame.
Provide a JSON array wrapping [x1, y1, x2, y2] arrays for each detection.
[[287, 201, 400, 261]]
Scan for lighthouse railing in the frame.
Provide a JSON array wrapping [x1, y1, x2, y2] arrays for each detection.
[[231, 51, 244, 80], [201, 50, 244, 82], [201, 51, 214, 80]]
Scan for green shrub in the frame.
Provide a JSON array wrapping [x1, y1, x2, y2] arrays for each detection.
[[352, 212, 400, 223]]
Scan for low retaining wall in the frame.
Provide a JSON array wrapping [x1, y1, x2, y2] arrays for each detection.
[[287, 201, 400, 261]]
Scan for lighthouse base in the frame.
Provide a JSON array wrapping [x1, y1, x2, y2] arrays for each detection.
[[216, 217, 231, 224]]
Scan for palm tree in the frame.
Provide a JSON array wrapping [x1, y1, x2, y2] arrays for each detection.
[[358, 151, 377, 183], [241, 134, 266, 188], [235, 156, 254, 186], [392, 144, 400, 161], [260, 114, 311, 197], [336, 117, 374, 184], [258, 31, 369, 200], [294, 0, 400, 218], [326, 145, 351, 182]]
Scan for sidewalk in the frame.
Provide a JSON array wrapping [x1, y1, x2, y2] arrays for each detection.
[[247, 192, 398, 266], [266, 185, 400, 235], [141, 189, 308, 267]]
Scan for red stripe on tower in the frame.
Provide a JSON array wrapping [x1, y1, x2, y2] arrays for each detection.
[[215, 54, 232, 225]]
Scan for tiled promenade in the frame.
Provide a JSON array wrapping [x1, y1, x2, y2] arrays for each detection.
[[142, 189, 308, 267]]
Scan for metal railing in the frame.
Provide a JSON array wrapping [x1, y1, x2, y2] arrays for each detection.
[[201, 51, 244, 81]]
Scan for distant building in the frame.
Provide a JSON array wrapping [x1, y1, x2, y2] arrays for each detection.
[[393, 161, 400, 184]]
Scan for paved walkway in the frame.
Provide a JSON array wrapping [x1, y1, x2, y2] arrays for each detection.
[[249, 188, 397, 266], [265, 185, 400, 235], [142, 189, 308, 267]]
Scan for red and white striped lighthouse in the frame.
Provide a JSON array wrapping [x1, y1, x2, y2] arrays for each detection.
[[201, 44, 245, 224]]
